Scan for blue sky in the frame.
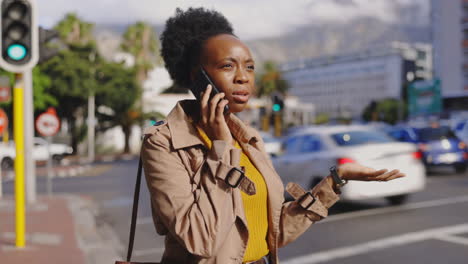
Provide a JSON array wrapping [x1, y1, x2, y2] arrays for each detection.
[[38, 0, 430, 40]]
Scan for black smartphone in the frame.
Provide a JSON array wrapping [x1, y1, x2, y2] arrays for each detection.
[[191, 68, 230, 114]]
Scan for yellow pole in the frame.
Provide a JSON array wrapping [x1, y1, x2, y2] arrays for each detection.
[[14, 73, 25, 248]]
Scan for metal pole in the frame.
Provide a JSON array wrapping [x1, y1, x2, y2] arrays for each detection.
[[87, 94, 95, 163], [24, 69, 36, 203], [14, 73, 26, 248], [46, 136, 52, 195], [87, 52, 95, 163]]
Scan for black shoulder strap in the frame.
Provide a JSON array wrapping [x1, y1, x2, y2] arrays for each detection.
[[126, 157, 143, 262]]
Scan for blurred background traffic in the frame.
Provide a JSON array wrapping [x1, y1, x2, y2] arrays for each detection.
[[1, 1, 468, 264]]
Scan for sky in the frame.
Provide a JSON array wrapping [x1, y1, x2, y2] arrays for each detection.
[[38, 0, 430, 40]]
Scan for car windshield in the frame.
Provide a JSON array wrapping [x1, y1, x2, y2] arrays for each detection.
[[331, 130, 393, 146], [417, 126, 457, 141]]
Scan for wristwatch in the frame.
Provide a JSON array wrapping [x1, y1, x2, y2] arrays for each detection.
[[330, 166, 348, 189]]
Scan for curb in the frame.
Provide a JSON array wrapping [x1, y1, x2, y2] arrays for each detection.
[[66, 195, 125, 264]]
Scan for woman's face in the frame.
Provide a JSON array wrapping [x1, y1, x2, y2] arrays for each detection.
[[198, 34, 255, 113]]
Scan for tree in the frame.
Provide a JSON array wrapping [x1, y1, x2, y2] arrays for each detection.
[[54, 13, 94, 47], [362, 99, 407, 125], [121, 22, 161, 86], [256, 61, 289, 97], [40, 13, 99, 153], [95, 62, 140, 153]]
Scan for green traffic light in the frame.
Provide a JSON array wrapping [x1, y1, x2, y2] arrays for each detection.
[[7, 44, 27, 61], [273, 104, 281, 112]]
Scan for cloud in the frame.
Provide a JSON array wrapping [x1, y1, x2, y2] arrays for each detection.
[[37, 0, 429, 40]]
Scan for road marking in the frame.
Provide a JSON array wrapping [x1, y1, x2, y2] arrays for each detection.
[[282, 223, 468, 264], [322, 195, 468, 224], [133, 247, 165, 257], [436, 234, 468, 246]]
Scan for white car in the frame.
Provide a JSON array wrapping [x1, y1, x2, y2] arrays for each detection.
[[272, 125, 426, 205], [0, 137, 73, 169], [258, 131, 282, 157]]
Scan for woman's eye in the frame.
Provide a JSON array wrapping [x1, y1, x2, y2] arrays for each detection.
[[247, 65, 255, 70], [222, 64, 233, 68]]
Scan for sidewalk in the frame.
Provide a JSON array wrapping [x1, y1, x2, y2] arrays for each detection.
[[0, 195, 123, 264]]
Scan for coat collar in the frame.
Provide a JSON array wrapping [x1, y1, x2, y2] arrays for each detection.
[[166, 100, 259, 150]]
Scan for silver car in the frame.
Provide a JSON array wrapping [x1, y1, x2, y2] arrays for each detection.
[[272, 125, 426, 205]]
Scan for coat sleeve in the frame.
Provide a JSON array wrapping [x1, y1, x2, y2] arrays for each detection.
[[249, 127, 340, 248], [141, 129, 241, 258], [277, 176, 340, 247]]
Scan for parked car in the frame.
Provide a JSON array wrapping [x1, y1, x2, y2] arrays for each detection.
[[453, 119, 468, 144], [0, 137, 73, 170], [413, 125, 468, 173], [272, 125, 426, 205], [258, 131, 282, 157]]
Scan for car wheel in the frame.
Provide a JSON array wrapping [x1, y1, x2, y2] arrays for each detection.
[[386, 194, 408, 205], [52, 155, 64, 165], [1, 157, 14, 170], [454, 164, 467, 174]]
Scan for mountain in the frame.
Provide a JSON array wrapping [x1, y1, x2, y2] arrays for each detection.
[[246, 16, 430, 64], [93, 8, 430, 65]]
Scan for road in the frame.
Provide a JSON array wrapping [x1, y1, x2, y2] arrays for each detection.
[[2, 160, 468, 263]]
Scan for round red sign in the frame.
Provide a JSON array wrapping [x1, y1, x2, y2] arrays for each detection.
[[0, 108, 8, 134], [35, 108, 60, 137]]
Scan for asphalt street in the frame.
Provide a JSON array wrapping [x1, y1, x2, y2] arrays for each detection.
[[2, 159, 468, 263]]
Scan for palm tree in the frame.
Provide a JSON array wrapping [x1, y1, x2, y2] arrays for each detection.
[[256, 61, 289, 98], [121, 22, 161, 85], [54, 13, 94, 47]]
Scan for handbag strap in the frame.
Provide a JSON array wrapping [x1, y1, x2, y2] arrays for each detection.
[[126, 157, 143, 261]]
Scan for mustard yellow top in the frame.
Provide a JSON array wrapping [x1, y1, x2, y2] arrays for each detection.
[[195, 126, 269, 262]]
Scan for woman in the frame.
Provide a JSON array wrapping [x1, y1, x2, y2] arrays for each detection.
[[141, 7, 405, 264]]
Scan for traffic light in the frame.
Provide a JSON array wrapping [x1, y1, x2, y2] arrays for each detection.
[[272, 94, 284, 112], [0, 0, 38, 72], [38, 27, 59, 63]]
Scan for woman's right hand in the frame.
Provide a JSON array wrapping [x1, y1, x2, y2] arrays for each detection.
[[199, 85, 233, 145]]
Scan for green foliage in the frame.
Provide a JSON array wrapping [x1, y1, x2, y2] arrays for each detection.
[[256, 61, 289, 97], [54, 13, 95, 46], [121, 22, 161, 84], [32, 67, 58, 111], [315, 112, 330, 125], [362, 99, 407, 125], [96, 61, 140, 125]]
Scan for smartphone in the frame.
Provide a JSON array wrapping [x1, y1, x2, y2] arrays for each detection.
[[191, 68, 230, 114]]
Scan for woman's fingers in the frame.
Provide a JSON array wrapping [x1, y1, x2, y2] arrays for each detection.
[[216, 99, 229, 122], [370, 168, 388, 177], [200, 85, 212, 124], [375, 169, 404, 181], [209, 92, 225, 124]]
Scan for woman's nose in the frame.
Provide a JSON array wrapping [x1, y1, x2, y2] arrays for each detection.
[[234, 68, 249, 84]]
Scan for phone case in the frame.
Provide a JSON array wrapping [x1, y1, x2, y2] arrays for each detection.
[[191, 69, 230, 114]]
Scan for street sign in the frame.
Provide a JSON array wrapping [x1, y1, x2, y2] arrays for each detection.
[[0, 108, 8, 134], [0, 76, 10, 102], [408, 79, 442, 117], [35, 107, 59, 137]]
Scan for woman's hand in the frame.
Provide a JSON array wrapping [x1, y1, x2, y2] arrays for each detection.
[[338, 163, 405, 182], [198, 85, 233, 145]]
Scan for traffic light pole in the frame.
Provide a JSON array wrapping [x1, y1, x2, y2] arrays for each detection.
[[13, 73, 26, 248], [24, 68, 36, 203]]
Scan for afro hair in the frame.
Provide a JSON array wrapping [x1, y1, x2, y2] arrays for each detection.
[[160, 7, 235, 87]]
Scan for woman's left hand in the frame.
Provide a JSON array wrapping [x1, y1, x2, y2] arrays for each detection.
[[338, 163, 406, 182]]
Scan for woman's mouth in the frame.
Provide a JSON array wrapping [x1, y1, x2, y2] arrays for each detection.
[[232, 91, 250, 103]]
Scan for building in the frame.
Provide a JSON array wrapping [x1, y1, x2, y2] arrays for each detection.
[[280, 42, 432, 120], [431, 0, 468, 110]]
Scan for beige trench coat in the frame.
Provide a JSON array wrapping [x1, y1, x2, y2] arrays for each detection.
[[141, 100, 340, 264]]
